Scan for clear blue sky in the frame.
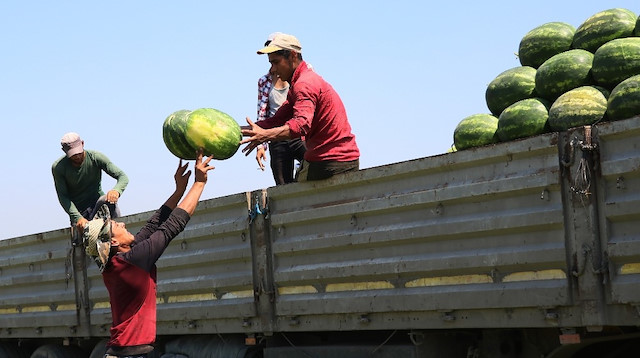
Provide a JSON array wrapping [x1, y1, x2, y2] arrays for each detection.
[[1, 1, 638, 240]]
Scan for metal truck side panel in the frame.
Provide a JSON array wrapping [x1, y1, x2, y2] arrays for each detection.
[[265, 131, 571, 332], [596, 117, 640, 307]]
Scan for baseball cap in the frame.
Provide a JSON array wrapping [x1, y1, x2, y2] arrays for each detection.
[[257, 33, 302, 54], [265, 32, 283, 46], [61, 132, 84, 158]]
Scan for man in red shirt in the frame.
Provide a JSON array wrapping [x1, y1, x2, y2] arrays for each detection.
[[241, 33, 360, 181], [83, 149, 215, 357]]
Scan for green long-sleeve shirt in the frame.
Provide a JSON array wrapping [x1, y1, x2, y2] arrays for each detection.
[[52, 149, 129, 224]]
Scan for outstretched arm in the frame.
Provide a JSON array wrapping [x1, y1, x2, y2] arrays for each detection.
[[241, 117, 291, 155], [164, 159, 191, 210], [130, 149, 213, 247], [177, 149, 215, 215]]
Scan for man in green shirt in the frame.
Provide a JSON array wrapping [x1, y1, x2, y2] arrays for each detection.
[[52, 132, 129, 233]]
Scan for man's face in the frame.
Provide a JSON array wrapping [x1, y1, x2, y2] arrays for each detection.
[[69, 151, 85, 167], [268, 52, 295, 82], [110, 220, 134, 249]]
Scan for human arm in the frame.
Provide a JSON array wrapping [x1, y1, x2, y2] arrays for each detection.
[[251, 99, 293, 130], [164, 159, 191, 210], [95, 151, 129, 201], [255, 145, 267, 171], [125, 151, 215, 270], [51, 162, 84, 225], [280, 81, 316, 137], [176, 149, 215, 215], [241, 118, 292, 155], [257, 75, 271, 122], [130, 151, 213, 250]]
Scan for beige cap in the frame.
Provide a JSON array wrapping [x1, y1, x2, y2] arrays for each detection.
[[83, 204, 112, 272], [257, 33, 302, 54], [61, 132, 84, 158]]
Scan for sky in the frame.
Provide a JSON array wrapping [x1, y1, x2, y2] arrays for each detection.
[[1, 1, 638, 240]]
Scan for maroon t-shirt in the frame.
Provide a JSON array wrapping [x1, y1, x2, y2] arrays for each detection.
[[102, 205, 190, 355]]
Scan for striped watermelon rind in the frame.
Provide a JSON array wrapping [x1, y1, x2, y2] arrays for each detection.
[[185, 108, 242, 160], [548, 86, 607, 131], [453, 114, 498, 150], [593, 85, 611, 99], [535, 49, 594, 101], [592, 37, 640, 89], [572, 8, 637, 53], [163, 109, 199, 160], [485, 66, 537, 116], [518, 22, 575, 68], [607, 74, 640, 121], [496, 98, 550, 141]]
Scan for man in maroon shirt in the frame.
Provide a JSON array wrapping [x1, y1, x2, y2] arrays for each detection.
[[241, 33, 360, 181], [83, 149, 214, 357]]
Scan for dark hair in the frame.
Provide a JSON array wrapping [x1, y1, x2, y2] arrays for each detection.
[[264, 40, 271, 46], [274, 49, 303, 60]]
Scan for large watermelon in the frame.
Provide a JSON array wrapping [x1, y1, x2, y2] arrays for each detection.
[[636, 15, 640, 36], [592, 38, 640, 89], [548, 86, 607, 131], [535, 49, 594, 101], [518, 22, 575, 68], [453, 114, 498, 150], [593, 85, 611, 99], [185, 108, 242, 160], [485, 66, 537, 116], [163, 109, 198, 160], [572, 8, 637, 53], [496, 98, 550, 141], [607, 74, 640, 121]]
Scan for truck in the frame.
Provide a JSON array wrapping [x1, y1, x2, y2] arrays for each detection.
[[1, 116, 639, 358]]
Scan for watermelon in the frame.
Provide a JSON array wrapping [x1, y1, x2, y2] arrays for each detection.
[[592, 38, 640, 89], [593, 85, 611, 99], [163, 109, 198, 160], [184, 108, 241, 160], [496, 98, 550, 141], [636, 15, 640, 36], [485, 66, 537, 116], [548, 86, 607, 131], [453, 114, 498, 150], [607, 74, 640, 121], [535, 49, 594, 101], [572, 8, 637, 53], [518, 22, 575, 68]]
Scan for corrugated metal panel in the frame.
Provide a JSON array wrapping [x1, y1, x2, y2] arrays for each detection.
[[596, 116, 640, 305], [0, 229, 78, 338], [267, 132, 568, 330], [4, 118, 639, 338]]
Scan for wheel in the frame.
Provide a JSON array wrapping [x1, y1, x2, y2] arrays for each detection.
[[88, 339, 107, 358], [29, 344, 85, 358]]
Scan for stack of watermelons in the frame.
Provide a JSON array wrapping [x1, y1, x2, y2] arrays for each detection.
[[454, 8, 640, 150], [163, 108, 242, 160]]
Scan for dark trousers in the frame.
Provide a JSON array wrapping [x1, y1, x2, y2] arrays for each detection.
[[307, 159, 360, 181], [269, 138, 306, 185]]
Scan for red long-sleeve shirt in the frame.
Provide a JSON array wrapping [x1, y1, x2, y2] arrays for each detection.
[[256, 61, 359, 162]]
